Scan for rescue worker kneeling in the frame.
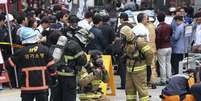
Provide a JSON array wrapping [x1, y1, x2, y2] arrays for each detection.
[[160, 72, 196, 101], [120, 26, 153, 101], [79, 50, 110, 101], [8, 27, 56, 101]]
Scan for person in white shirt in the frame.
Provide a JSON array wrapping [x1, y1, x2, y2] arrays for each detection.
[[132, 13, 150, 42], [36, 17, 50, 42], [194, 13, 201, 46], [78, 11, 93, 31], [37, 17, 50, 34]]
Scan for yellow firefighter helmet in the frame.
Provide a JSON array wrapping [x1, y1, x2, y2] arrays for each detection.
[[120, 26, 135, 42]]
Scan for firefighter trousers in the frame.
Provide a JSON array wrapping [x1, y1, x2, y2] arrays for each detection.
[[51, 76, 76, 101], [126, 69, 149, 101], [21, 91, 48, 101]]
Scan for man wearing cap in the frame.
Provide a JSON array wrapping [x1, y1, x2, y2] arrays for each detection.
[[120, 26, 153, 101], [118, 12, 134, 34], [8, 27, 56, 101]]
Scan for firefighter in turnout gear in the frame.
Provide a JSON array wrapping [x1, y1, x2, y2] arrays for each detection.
[[120, 26, 153, 101], [79, 50, 110, 101], [50, 28, 93, 101], [8, 27, 56, 101], [51, 38, 87, 101]]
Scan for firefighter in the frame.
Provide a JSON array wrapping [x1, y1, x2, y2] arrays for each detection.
[[63, 14, 81, 38], [120, 26, 153, 101], [7, 27, 56, 101], [51, 37, 87, 101], [65, 14, 94, 50], [51, 29, 92, 101], [79, 50, 109, 101]]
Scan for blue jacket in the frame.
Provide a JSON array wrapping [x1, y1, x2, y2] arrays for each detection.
[[171, 23, 189, 53], [86, 26, 107, 52]]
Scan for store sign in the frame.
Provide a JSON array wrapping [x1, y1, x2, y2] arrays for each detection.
[[0, 0, 7, 4]]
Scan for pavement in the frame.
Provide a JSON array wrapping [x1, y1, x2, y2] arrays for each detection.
[[0, 76, 164, 101]]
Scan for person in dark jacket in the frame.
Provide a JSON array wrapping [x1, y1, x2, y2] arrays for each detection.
[[8, 28, 56, 101], [53, 10, 70, 30], [100, 14, 115, 54], [87, 14, 107, 52], [0, 14, 10, 60]]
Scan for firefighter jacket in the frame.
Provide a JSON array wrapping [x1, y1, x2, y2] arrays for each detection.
[[8, 43, 56, 93], [78, 63, 109, 99], [57, 39, 87, 76], [124, 37, 153, 72]]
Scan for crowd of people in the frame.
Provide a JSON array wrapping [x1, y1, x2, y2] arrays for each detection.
[[0, 2, 201, 101]]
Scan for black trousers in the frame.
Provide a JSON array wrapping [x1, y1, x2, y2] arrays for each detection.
[[117, 57, 126, 89], [171, 53, 184, 75], [51, 76, 76, 101], [120, 62, 126, 88], [21, 91, 48, 101], [191, 84, 201, 101], [147, 65, 152, 83], [0, 64, 3, 75]]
